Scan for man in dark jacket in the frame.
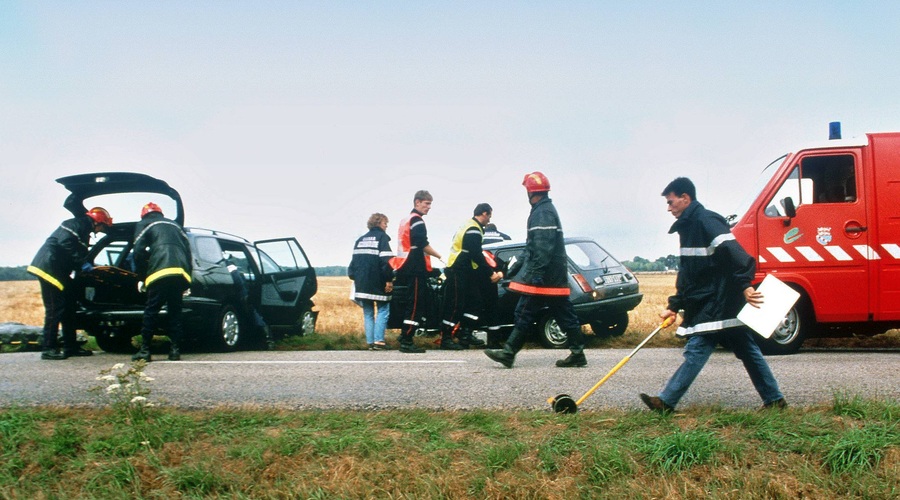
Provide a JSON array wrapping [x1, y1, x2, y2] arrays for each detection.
[[440, 203, 502, 350], [28, 207, 113, 360], [131, 202, 192, 362], [348, 213, 394, 350], [639, 177, 786, 413], [394, 190, 442, 353], [484, 172, 587, 368]]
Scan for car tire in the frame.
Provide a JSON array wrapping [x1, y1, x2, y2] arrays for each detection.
[[537, 314, 569, 349], [754, 294, 811, 355], [213, 305, 242, 352], [297, 307, 317, 336], [92, 330, 138, 354], [589, 313, 629, 337]]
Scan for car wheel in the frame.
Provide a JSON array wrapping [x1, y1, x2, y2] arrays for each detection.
[[755, 295, 811, 355], [537, 314, 569, 349], [214, 306, 242, 352], [296, 308, 317, 336], [590, 312, 629, 337], [92, 330, 138, 353]]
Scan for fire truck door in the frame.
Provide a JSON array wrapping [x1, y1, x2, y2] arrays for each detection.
[[756, 153, 870, 322]]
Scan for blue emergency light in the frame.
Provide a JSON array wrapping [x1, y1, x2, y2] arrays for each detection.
[[829, 121, 842, 140]]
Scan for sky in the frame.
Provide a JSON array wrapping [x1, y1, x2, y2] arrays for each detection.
[[3, 2, 900, 267]]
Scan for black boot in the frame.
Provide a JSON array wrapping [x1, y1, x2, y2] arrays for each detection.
[[132, 344, 152, 362], [484, 345, 515, 368], [64, 346, 94, 357], [41, 349, 67, 360], [264, 326, 276, 350], [440, 336, 464, 350], [555, 351, 587, 367]]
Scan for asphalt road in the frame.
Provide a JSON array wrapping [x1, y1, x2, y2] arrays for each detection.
[[2, 348, 897, 411]]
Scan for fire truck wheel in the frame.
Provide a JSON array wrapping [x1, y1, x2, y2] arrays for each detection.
[[755, 296, 811, 355]]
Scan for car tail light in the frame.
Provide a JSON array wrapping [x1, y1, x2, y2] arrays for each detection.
[[573, 274, 592, 293]]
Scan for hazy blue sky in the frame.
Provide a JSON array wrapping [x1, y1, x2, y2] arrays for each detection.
[[3, 2, 900, 266]]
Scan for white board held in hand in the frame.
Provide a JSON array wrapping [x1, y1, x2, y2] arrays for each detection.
[[737, 274, 800, 339]]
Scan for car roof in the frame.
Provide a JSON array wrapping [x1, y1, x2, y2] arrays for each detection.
[[56, 172, 184, 226], [485, 236, 595, 250]]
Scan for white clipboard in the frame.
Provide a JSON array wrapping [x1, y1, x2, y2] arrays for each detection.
[[737, 274, 800, 339]]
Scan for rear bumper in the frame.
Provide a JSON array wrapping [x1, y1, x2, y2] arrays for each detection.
[[573, 293, 643, 322]]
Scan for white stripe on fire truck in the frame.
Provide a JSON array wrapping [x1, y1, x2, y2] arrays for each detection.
[[883, 244, 900, 259], [824, 246, 853, 261], [795, 246, 824, 262], [853, 245, 881, 260], [766, 247, 795, 262]]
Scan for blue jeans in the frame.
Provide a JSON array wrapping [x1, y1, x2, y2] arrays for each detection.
[[659, 328, 783, 407], [361, 299, 389, 344]]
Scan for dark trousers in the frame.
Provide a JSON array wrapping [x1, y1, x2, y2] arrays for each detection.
[[398, 274, 428, 344], [39, 279, 77, 351], [141, 277, 186, 346], [441, 268, 486, 337], [507, 293, 584, 353]]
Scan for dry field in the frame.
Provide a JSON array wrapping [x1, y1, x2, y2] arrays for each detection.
[[3, 276, 897, 349]]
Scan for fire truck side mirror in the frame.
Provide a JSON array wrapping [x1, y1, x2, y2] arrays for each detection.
[[781, 196, 797, 225]]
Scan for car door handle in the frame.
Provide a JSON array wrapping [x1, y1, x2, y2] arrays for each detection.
[[845, 225, 867, 234]]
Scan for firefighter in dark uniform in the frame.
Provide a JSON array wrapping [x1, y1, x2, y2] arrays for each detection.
[[28, 207, 113, 360], [131, 203, 192, 362], [394, 190, 442, 353], [485, 172, 587, 368], [440, 203, 502, 349]]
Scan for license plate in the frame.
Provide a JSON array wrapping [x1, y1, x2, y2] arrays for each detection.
[[601, 274, 624, 285]]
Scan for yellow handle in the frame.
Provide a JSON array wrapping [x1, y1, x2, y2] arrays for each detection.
[[575, 356, 630, 406]]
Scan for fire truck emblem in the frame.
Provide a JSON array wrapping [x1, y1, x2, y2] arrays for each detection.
[[816, 227, 832, 245], [784, 227, 802, 244]]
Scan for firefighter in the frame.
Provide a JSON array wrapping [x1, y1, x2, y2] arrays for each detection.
[[224, 253, 275, 350], [484, 172, 588, 368], [131, 203, 192, 362], [28, 207, 113, 360], [393, 190, 442, 353], [440, 203, 502, 349], [639, 177, 786, 412]]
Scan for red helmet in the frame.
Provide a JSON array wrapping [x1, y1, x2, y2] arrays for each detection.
[[86, 207, 113, 227], [522, 171, 550, 194], [141, 202, 163, 218]]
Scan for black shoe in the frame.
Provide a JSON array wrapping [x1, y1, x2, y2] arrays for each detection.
[[555, 352, 587, 368], [468, 337, 486, 348], [267, 340, 277, 351], [484, 348, 514, 368], [440, 340, 465, 350], [132, 346, 152, 362], [640, 393, 674, 414], [64, 347, 94, 357], [168, 346, 181, 361], [41, 350, 67, 360], [762, 398, 788, 410], [399, 343, 426, 353], [372, 342, 391, 350]]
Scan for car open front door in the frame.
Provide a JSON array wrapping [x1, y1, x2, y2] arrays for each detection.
[[756, 151, 870, 323], [253, 238, 317, 326]]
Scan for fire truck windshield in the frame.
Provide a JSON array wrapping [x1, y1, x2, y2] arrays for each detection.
[[727, 154, 789, 226]]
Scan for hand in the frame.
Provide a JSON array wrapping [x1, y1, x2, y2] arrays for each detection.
[[744, 287, 764, 308], [490, 272, 502, 284], [385, 282, 394, 293], [137, 281, 146, 293]]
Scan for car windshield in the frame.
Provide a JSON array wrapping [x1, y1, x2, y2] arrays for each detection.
[[727, 154, 788, 225], [566, 241, 617, 272]]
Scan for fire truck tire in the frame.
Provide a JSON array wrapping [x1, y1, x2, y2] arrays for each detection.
[[755, 296, 811, 355]]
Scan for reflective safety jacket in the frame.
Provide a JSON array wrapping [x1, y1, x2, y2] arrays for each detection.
[[393, 209, 432, 275], [27, 216, 92, 291], [133, 212, 193, 287], [509, 196, 570, 296], [348, 226, 394, 302], [667, 201, 756, 336], [447, 217, 491, 276]]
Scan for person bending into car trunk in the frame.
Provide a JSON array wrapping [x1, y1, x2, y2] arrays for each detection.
[[484, 172, 587, 368], [28, 207, 113, 360], [393, 190, 442, 353], [131, 203, 192, 362], [639, 177, 786, 413], [440, 203, 502, 350]]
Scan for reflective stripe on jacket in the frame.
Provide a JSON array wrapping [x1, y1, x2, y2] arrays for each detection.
[[27, 216, 92, 291], [394, 210, 432, 274], [509, 196, 570, 296], [133, 212, 193, 287], [348, 227, 394, 302]]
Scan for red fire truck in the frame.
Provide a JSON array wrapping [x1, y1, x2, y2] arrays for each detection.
[[730, 123, 900, 354]]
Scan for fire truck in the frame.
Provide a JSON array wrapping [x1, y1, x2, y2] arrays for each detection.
[[730, 123, 900, 354]]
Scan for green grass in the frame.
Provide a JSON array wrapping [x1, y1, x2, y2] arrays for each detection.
[[1, 395, 897, 498]]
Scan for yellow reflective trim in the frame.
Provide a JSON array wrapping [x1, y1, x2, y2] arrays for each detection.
[[26, 266, 64, 291], [145, 268, 192, 286]]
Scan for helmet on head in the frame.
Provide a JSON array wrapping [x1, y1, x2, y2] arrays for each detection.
[[86, 207, 113, 227], [522, 171, 550, 194], [141, 202, 163, 218]]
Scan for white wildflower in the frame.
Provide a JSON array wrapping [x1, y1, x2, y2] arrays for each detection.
[[130, 396, 147, 404], [106, 384, 122, 393], [139, 373, 155, 381], [112, 363, 125, 370]]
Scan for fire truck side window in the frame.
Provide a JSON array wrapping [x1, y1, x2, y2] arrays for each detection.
[[764, 154, 857, 217]]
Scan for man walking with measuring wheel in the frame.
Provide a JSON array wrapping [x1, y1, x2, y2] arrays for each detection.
[[639, 177, 787, 413]]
